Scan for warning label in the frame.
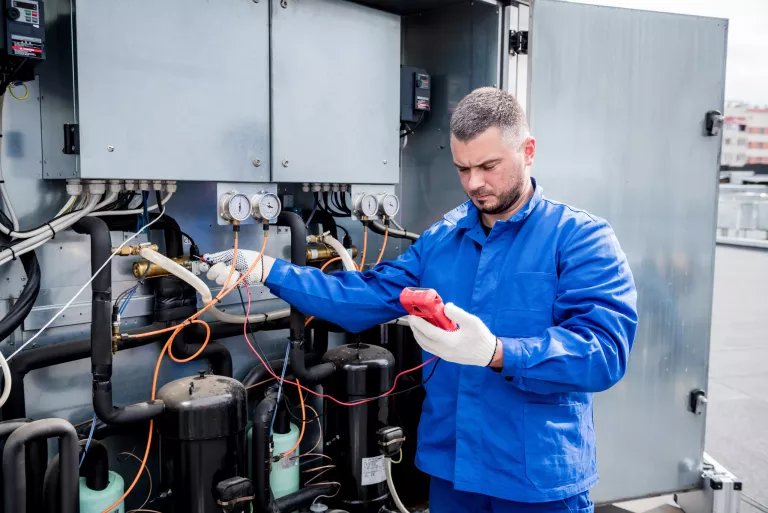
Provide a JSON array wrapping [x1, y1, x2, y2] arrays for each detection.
[[11, 35, 43, 58], [361, 455, 386, 486]]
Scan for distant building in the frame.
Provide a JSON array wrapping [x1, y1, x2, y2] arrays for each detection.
[[721, 101, 768, 173]]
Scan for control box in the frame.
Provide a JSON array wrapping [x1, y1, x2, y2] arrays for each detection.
[[400, 66, 431, 123], [0, 0, 45, 82]]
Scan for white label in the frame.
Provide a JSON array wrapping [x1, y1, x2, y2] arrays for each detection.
[[278, 453, 298, 471], [310, 249, 319, 259], [361, 455, 386, 486]]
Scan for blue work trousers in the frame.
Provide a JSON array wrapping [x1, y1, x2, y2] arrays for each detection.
[[430, 477, 594, 513]]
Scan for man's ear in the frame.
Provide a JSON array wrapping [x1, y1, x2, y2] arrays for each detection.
[[523, 137, 536, 167]]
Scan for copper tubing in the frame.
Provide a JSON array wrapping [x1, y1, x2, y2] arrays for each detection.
[[132, 257, 190, 278]]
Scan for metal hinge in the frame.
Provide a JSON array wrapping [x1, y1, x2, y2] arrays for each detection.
[[63, 124, 79, 155], [509, 30, 528, 55]]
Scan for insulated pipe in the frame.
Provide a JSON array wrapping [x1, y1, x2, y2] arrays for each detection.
[[253, 390, 278, 511], [72, 217, 164, 425], [272, 484, 338, 513], [0, 420, 46, 513], [102, 213, 184, 258], [370, 221, 419, 242], [278, 212, 337, 383], [322, 234, 356, 271], [170, 325, 233, 377], [386, 458, 409, 513], [2, 418, 78, 513]]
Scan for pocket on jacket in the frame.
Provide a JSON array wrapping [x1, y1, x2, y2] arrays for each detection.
[[494, 273, 557, 337], [524, 403, 586, 489]]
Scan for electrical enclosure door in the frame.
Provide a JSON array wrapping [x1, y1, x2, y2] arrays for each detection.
[[527, 0, 727, 503]]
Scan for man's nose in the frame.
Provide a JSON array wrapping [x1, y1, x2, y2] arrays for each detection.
[[467, 169, 485, 191]]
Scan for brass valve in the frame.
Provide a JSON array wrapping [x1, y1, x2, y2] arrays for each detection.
[[113, 243, 159, 257], [133, 257, 191, 278], [306, 243, 358, 263]]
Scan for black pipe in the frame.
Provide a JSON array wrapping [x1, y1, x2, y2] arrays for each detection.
[[243, 358, 287, 388], [102, 213, 184, 259], [72, 217, 164, 425], [170, 324, 233, 377], [277, 212, 336, 383], [272, 484, 338, 513], [2, 418, 78, 513], [0, 210, 41, 344], [310, 208, 338, 240], [0, 420, 46, 513], [370, 220, 419, 242], [2, 318, 291, 420], [253, 390, 278, 511]]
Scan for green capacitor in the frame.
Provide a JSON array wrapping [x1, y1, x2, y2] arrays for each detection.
[[270, 423, 301, 499], [79, 471, 125, 513]]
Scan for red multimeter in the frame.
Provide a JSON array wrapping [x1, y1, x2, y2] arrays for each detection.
[[399, 288, 458, 331]]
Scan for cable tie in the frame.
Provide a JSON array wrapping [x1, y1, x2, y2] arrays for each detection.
[[46, 222, 55, 239], [3, 245, 17, 261]]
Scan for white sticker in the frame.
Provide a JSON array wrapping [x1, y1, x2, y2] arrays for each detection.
[[310, 249, 319, 260], [361, 455, 386, 486]]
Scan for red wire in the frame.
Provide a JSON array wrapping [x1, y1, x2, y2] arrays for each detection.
[[243, 283, 437, 407]]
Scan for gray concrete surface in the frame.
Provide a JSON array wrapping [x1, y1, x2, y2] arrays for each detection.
[[706, 245, 768, 508]]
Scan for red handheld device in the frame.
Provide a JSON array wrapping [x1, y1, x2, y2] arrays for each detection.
[[399, 288, 458, 331]]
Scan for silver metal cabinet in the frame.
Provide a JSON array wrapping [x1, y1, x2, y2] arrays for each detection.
[[270, 0, 401, 184], [527, 0, 727, 503]]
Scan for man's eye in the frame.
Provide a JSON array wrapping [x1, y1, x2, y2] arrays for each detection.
[[483, 164, 497, 171], [457, 168, 469, 173]]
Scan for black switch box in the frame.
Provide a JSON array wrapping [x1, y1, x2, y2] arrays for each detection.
[[401, 66, 431, 123]]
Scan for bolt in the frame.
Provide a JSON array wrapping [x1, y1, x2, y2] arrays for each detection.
[[383, 160, 388, 165], [253, 159, 262, 167], [281, 0, 287, 7], [107, 146, 115, 152], [282, 160, 290, 167]]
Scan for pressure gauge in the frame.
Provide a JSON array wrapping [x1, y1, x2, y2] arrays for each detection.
[[219, 192, 253, 223], [251, 192, 282, 221], [354, 193, 379, 218], [378, 193, 400, 218]]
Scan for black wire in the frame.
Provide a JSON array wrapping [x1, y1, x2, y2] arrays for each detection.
[[335, 225, 350, 241], [401, 111, 426, 138], [237, 286, 271, 361], [322, 192, 350, 218], [180, 231, 198, 249]]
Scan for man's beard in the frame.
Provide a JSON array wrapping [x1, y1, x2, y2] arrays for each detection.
[[471, 176, 527, 215]]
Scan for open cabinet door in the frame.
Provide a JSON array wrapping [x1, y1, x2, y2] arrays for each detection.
[[527, 0, 727, 503]]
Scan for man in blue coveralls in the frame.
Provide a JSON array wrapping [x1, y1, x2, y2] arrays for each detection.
[[206, 88, 638, 513]]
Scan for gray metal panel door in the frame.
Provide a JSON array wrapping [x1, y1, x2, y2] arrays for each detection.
[[528, 0, 727, 502], [270, 0, 401, 184], [74, 0, 270, 182]]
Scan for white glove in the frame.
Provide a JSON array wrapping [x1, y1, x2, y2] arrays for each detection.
[[408, 303, 499, 367], [202, 249, 276, 289]]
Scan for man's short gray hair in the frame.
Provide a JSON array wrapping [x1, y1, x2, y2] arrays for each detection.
[[450, 87, 529, 148]]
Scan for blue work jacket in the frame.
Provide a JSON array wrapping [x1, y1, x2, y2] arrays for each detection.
[[265, 180, 638, 503]]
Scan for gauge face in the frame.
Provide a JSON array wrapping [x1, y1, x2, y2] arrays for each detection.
[[225, 193, 252, 222], [360, 194, 378, 217], [257, 193, 281, 220], [380, 194, 400, 217]]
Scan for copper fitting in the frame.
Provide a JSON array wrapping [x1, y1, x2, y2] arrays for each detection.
[[114, 243, 159, 257], [132, 257, 191, 278], [306, 243, 358, 263]]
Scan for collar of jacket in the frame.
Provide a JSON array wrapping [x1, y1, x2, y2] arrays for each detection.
[[445, 178, 543, 233]]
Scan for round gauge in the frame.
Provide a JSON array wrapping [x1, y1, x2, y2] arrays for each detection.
[[252, 192, 282, 221], [354, 193, 379, 218], [378, 193, 400, 217], [220, 192, 252, 223]]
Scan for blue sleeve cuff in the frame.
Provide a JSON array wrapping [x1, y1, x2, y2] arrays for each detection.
[[500, 337, 526, 378], [263, 258, 292, 297]]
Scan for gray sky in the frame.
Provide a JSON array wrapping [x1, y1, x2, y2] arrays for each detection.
[[569, 0, 768, 106]]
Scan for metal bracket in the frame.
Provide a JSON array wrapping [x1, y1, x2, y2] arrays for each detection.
[[675, 453, 742, 513], [510, 30, 528, 55], [705, 110, 724, 137], [689, 388, 708, 415], [62, 124, 79, 154]]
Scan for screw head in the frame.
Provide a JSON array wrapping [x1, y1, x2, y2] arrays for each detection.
[[282, 160, 290, 167], [107, 146, 115, 152], [280, 0, 287, 7], [253, 159, 262, 167], [383, 160, 388, 165]]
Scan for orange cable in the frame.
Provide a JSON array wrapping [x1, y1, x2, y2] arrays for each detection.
[[374, 226, 389, 266], [279, 378, 305, 459], [359, 226, 368, 270]]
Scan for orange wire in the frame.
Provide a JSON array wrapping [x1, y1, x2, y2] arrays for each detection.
[[374, 226, 389, 266], [359, 226, 368, 270], [102, 231, 271, 513], [279, 378, 305, 459], [247, 377, 276, 390]]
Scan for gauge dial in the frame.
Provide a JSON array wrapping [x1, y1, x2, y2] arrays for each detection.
[[221, 192, 252, 223], [252, 192, 282, 221], [354, 193, 379, 218], [378, 193, 400, 217]]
